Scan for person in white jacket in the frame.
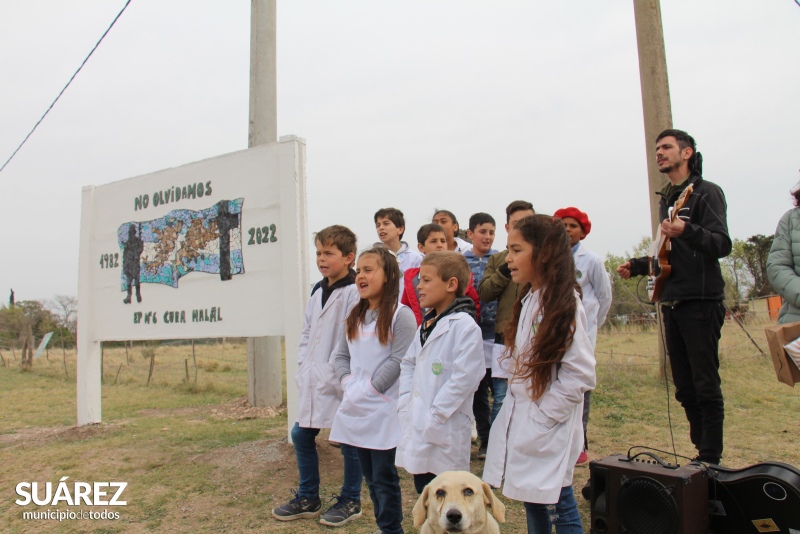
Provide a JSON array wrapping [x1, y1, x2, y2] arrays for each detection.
[[272, 226, 363, 528], [483, 215, 596, 534], [396, 251, 485, 494], [554, 206, 612, 464], [374, 207, 423, 300]]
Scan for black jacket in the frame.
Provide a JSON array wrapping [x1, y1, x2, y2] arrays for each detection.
[[629, 174, 731, 301]]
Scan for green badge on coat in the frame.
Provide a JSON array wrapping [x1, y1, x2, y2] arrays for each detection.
[[432, 359, 443, 375]]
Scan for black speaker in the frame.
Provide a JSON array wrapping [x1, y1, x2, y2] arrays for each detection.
[[590, 453, 709, 534]]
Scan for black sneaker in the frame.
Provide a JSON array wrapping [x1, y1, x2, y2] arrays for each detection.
[[319, 495, 362, 527], [272, 490, 322, 521], [477, 446, 487, 460]]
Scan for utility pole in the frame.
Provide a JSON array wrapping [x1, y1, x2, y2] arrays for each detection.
[[247, 0, 282, 407], [632, 0, 672, 377]]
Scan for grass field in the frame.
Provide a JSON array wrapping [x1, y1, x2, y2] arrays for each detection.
[[1, 321, 798, 533]]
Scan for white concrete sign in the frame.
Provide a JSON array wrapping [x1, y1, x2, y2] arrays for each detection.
[[77, 138, 309, 424]]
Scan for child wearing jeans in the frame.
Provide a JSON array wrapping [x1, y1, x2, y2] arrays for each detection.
[[330, 248, 416, 534], [396, 251, 485, 493], [463, 212, 499, 459], [272, 225, 363, 527], [483, 215, 596, 534], [478, 201, 536, 425]]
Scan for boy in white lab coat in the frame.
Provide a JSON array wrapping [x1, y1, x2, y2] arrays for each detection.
[[396, 251, 485, 494], [272, 225, 363, 528], [554, 207, 612, 464]]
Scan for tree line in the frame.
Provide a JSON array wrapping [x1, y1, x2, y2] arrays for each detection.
[[0, 295, 76, 367]]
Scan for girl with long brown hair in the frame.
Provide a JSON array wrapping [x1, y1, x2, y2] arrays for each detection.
[[330, 247, 416, 534], [483, 214, 596, 534]]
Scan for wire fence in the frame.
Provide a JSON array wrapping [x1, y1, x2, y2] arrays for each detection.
[[0, 308, 779, 395], [0, 337, 253, 398]]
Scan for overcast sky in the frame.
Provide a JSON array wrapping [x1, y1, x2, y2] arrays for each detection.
[[1, 1, 798, 303]]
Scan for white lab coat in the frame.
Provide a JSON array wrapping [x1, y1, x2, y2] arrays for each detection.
[[574, 242, 612, 348], [396, 312, 484, 475], [483, 289, 596, 504], [490, 342, 511, 379], [295, 283, 359, 429], [330, 308, 406, 450]]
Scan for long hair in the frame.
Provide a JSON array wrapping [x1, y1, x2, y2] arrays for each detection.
[[502, 214, 578, 400], [346, 248, 400, 345]]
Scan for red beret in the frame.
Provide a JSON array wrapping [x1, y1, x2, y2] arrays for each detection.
[[553, 207, 591, 238]]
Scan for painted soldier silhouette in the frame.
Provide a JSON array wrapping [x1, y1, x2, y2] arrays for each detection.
[[122, 224, 144, 304], [214, 200, 240, 281]]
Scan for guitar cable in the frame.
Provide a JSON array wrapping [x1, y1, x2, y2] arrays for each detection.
[[658, 309, 681, 467]]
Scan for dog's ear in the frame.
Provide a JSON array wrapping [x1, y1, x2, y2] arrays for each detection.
[[482, 481, 506, 523], [412, 484, 431, 527]]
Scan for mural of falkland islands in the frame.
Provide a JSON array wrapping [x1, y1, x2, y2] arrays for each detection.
[[117, 199, 244, 304]]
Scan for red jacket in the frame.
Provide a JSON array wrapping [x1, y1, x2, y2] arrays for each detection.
[[401, 267, 481, 326]]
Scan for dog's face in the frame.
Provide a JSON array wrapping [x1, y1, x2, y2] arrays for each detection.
[[412, 471, 506, 533]]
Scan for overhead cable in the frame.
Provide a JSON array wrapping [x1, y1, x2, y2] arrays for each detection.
[[0, 0, 134, 175]]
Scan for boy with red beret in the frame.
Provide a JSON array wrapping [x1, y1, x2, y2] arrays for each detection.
[[553, 207, 612, 465]]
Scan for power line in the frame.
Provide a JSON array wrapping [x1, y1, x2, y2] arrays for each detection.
[[0, 0, 134, 175]]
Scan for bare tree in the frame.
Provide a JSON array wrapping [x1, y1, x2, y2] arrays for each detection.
[[49, 295, 78, 334]]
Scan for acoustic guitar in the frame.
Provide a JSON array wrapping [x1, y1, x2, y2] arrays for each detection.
[[708, 461, 800, 533], [647, 184, 693, 302]]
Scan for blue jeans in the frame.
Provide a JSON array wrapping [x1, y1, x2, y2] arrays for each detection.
[[524, 486, 583, 534], [355, 446, 404, 534], [291, 423, 362, 501], [491, 377, 508, 423]]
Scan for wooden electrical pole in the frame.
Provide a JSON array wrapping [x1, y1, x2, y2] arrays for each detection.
[[633, 0, 672, 377]]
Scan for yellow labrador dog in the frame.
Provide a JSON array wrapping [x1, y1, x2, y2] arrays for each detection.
[[412, 471, 506, 534]]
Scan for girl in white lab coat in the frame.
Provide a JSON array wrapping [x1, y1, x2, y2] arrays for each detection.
[[330, 247, 416, 534], [483, 215, 596, 534]]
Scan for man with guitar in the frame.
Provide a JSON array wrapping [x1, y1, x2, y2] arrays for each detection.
[[617, 129, 731, 465]]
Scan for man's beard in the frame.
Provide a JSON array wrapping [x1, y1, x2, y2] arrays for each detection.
[[658, 161, 678, 174]]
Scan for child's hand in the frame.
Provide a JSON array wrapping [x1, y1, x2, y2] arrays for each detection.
[[420, 412, 449, 446]]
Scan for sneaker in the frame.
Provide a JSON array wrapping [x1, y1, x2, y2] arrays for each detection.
[[319, 495, 362, 527], [477, 446, 487, 460], [576, 451, 589, 465], [272, 490, 322, 521]]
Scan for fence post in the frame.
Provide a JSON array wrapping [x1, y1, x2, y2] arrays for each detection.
[[192, 340, 198, 385], [113, 362, 123, 385], [146, 351, 155, 386]]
